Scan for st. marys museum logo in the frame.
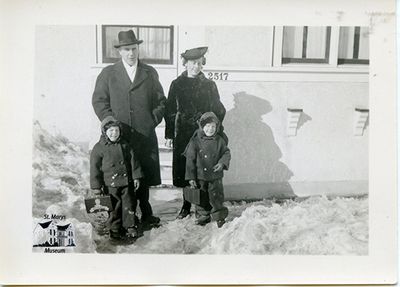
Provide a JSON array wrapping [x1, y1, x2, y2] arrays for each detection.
[[33, 213, 76, 253]]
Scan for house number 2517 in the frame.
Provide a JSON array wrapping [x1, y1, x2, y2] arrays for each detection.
[[207, 72, 229, 81]]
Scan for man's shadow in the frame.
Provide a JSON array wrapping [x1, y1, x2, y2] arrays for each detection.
[[223, 92, 295, 200]]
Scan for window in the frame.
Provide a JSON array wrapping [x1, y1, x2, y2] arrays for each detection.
[[338, 26, 369, 65], [101, 25, 174, 65], [282, 26, 331, 64], [275, 26, 369, 68]]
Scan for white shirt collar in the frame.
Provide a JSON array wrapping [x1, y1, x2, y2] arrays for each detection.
[[122, 59, 138, 82], [122, 59, 138, 71]]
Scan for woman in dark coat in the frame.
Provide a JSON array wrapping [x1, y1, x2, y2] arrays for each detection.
[[164, 46, 226, 219]]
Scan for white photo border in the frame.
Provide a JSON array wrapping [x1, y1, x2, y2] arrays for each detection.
[[0, 0, 397, 284]]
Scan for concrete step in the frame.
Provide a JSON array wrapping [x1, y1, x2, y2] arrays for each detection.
[[159, 151, 172, 164], [151, 182, 175, 189], [155, 123, 174, 185], [148, 185, 183, 221], [148, 180, 182, 221], [160, 161, 172, 168], [161, 180, 173, 186], [155, 123, 166, 147], [159, 147, 173, 155], [160, 168, 172, 181]]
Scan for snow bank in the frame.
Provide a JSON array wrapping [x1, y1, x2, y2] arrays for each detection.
[[33, 121, 90, 221], [33, 121, 96, 252], [116, 196, 368, 255], [203, 196, 368, 255]]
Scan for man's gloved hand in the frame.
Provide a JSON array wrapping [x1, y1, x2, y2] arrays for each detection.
[[165, 139, 173, 148], [134, 179, 140, 191], [189, 180, 197, 189]]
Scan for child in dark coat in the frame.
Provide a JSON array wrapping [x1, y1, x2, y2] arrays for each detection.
[[90, 116, 143, 243], [184, 112, 231, 228]]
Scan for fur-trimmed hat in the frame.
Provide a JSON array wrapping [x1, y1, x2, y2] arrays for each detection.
[[101, 116, 121, 133], [199, 112, 219, 128], [100, 116, 122, 144]]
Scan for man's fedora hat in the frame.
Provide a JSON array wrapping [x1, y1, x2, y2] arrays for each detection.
[[181, 46, 208, 60], [114, 30, 143, 48]]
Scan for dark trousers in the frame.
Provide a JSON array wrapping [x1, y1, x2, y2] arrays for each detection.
[[125, 128, 157, 219], [135, 182, 153, 220], [182, 199, 192, 211], [195, 179, 228, 221], [107, 185, 137, 233], [172, 126, 196, 211]]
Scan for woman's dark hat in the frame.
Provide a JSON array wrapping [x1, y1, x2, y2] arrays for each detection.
[[181, 46, 208, 60], [114, 30, 143, 48]]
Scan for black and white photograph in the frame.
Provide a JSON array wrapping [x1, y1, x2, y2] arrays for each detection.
[[32, 24, 371, 254], [0, 0, 397, 285]]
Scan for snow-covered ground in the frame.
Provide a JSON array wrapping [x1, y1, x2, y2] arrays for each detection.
[[32, 121, 368, 255]]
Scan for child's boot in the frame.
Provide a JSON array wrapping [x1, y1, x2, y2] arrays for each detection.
[[141, 215, 161, 231], [109, 230, 135, 245], [195, 215, 211, 226], [127, 226, 139, 239], [217, 219, 225, 228], [176, 208, 190, 219]]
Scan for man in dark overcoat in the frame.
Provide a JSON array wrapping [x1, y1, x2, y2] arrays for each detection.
[[92, 30, 166, 227]]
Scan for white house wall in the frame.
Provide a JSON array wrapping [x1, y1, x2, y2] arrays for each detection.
[[215, 81, 368, 199], [35, 25, 96, 143]]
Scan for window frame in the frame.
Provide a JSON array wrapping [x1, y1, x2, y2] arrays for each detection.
[[281, 26, 332, 64], [92, 25, 368, 82], [273, 26, 369, 69], [338, 26, 370, 65], [98, 24, 174, 65]]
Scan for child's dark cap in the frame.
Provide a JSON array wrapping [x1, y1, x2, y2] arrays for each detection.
[[199, 112, 219, 128], [101, 116, 121, 133]]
